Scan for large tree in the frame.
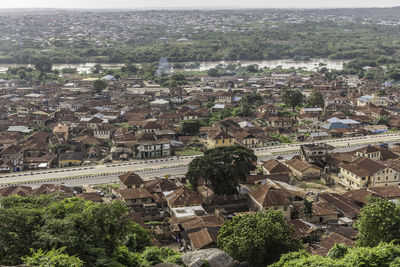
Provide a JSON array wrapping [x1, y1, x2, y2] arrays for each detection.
[[186, 146, 256, 195], [180, 120, 201, 136], [218, 210, 302, 266], [34, 59, 53, 73], [307, 90, 325, 108], [91, 64, 103, 74], [93, 79, 108, 93], [235, 92, 263, 117], [356, 197, 400, 247], [283, 90, 305, 111]]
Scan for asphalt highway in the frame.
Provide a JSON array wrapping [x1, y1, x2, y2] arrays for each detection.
[[2, 133, 400, 187]]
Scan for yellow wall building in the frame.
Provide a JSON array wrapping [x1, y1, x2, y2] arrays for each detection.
[[206, 131, 235, 149]]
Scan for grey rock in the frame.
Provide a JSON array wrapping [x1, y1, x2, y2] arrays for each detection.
[[206, 250, 234, 267], [189, 258, 206, 267], [182, 248, 234, 267]]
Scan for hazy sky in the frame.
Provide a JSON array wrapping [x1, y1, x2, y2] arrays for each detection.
[[2, 0, 400, 9]]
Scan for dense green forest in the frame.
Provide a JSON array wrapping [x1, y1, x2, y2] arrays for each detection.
[[3, 21, 400, 64], [2, 8, 400, 67], [0, 194, 181, 267]]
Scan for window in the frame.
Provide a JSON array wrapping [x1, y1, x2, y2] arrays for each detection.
[[222, 140, 225, 144], [216, 140, 218, 144], [362, 177, 366, 181], [284, 206, 288, 211]]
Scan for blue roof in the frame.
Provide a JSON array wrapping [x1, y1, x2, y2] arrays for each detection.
[[357, 95, 373, 102], [327, 117, 359, 125], [322, 122, 350, 130]]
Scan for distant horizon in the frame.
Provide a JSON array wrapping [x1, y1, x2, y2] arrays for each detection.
[[1, 0, 400, 10], [1, 5, 400, 11]]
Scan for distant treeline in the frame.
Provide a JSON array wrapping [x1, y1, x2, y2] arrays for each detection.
[[0, 20, 400, 67]]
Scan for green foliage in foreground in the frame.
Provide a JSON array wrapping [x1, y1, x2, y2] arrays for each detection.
[[0, 194, 181, 267], [271, 243, 400, 267], [356, 197, 400, 247], [23, 248, 83, 267], [114, 246, 182, 267], [218, 210, 302, 267]]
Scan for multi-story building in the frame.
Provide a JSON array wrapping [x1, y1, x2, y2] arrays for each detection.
[[206, 131, 235, 149], [300, 143, 335, 164], [339, 157, 400, 189]]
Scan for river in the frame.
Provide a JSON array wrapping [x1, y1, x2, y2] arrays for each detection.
[[0, 58, 348, 74]]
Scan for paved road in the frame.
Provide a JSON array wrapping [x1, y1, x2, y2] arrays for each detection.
[[51, 167, 189, 188], [2, 133, 400, 187]]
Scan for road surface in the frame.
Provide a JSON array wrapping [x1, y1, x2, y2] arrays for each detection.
[[1, 133, 400, 187]]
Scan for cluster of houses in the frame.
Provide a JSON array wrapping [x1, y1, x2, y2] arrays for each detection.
[[107, 141, 400, 253], [3, 140, 400, 255], [113, 140, 400, 255], [0, 71, 398, 173], [1, 68, 400, 256]]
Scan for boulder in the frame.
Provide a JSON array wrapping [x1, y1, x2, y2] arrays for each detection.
[[189, 258, 206, 267], [182, 248, 234, 267]]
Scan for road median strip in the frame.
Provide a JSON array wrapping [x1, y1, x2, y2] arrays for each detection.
[[2, 136, 400, 186], [0, 163, 189, 187]]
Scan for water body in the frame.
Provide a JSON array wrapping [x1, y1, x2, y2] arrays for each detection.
[[0, 58, 348, 74], [195, 58, 348, 71]]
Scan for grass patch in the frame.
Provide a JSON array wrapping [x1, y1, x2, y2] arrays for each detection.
[[314, 180, 326, 185], [94, 183, 120, 192], [176, 148, 203, 156]]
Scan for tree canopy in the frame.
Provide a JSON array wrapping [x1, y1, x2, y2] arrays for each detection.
[[218, 210, 302, 267], [356, 197, 400, 247], [93, 79, 108, 93], [34, 60, 53, 73], [234, 92, 263, 117], [283, 90, 305, 111], [0, 194, 169, 266], [186, 146, 257, 195], [271, 243, 400, 267], [180, 119, 202, 136], [23, 248, 83, 267], [307, 90, 325, 108]]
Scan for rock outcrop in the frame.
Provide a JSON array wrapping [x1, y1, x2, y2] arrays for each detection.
[[181, 248, 235, 267]]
